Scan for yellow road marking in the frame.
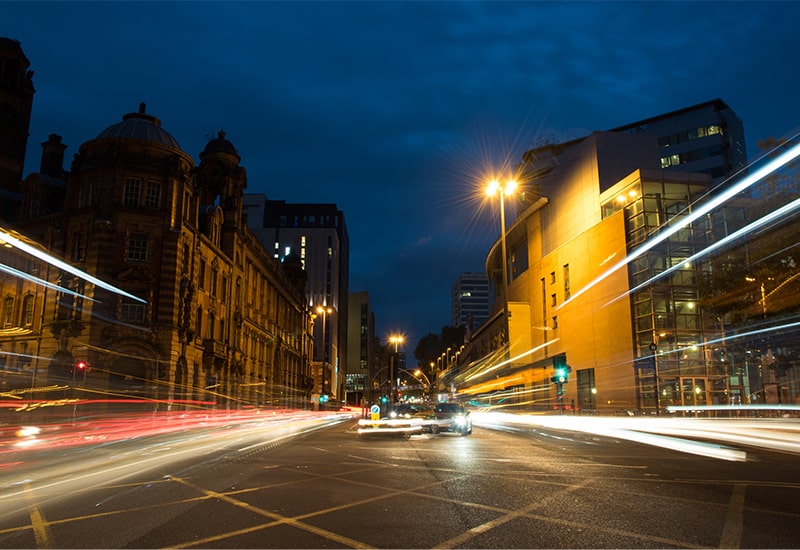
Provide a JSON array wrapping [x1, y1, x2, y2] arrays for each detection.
[[719, 483, 746, 549], [23, 482, 52, 549]]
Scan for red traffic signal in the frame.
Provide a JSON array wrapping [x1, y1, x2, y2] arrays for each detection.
[[75, 360, 88, 371]]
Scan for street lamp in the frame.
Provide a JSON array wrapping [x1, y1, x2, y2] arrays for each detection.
[[388, 335, 404, 407], [413, 368, 432, 397], [487, 178, 517, 348], [316, 305, 333, 407]]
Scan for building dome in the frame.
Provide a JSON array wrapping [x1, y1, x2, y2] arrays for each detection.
[[200, 130, 240, 165], [96, 102, 181, 149], [202, 130, 237, 155]]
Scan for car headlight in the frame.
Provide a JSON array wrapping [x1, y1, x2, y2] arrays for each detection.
[[454, 416, 466, 426]]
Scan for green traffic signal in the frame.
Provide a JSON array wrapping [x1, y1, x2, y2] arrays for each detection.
[[552, 354, 570, 384]]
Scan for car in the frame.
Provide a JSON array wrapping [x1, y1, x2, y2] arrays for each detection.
[[431, 402, 472, 436], [356, 403, 434, 438], [389, 403, 434, 420]]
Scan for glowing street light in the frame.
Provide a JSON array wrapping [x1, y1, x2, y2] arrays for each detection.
[[389, 335, 404, 352], [388, 334, 404, 407], [486, 178, 517, 345], [316, 305, 333, 406]]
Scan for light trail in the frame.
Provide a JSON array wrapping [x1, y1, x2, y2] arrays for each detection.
[[558, 139, 800, 311], [464, 339, 559, 381], [472, 413, 800, 461], [605, 195, 800, 307], [0, 228, 146, 303], [0, 262, 97, 302]]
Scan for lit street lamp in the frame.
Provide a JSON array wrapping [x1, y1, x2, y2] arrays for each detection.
[[316, 306, 333, 408], [487, 177, 517, 348], [388, 335, 404, 408], [413, 368, 432, 397]]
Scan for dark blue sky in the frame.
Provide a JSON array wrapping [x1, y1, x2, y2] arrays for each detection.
[[6, 1, 800, 353]]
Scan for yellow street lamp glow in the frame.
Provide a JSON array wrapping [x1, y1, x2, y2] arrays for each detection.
[[389, 335, 404, 352], [486, 178, 517, 197], [486, 177, 517, 351]]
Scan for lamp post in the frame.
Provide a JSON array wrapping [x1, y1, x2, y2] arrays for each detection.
[[316, 306, 332, 408], [389, 335, 404, 408], [413, 368, 432, 398], [487, 178, 517, 348]]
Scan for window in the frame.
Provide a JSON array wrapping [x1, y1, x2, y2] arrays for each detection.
[[563, 264, 571, 300], [73, 232, 85, 262], [22, 295, 34, 326], [550, 271, 556, 284], [196, 306, 202, 337], [182, 244, 190, 274], [123, 178, 142, 206], [28, 193, 40, 218], [3, 297, 13, 327], [551, 293, 557, 307], [198, 260, 206, 289], [144, 180, 161, 209], [183, 191, 192, 221], [127, 233, 149, 262], [121, 301, 146, 322]]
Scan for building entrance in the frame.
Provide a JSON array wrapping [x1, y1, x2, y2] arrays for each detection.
[[680, 377, 707, 407]]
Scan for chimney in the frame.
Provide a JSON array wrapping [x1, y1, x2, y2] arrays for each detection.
[[40, 133, 67, 178]]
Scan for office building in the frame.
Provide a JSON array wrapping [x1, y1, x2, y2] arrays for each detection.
[[441, 99, 773, 413], [609, 98, 747, 185], [246, 196, 349, 407], [346, 290, 374, 407], [451, 272, 490, 332]]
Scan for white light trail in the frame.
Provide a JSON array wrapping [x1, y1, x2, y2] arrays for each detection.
[[606, 195, 800, 306], [559, 139, 800, 311], [0, 261, 97, 302], [465, 339, 559, 381], [0, 228, 145, 303]]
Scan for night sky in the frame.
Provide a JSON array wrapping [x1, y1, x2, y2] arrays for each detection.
[[5, 1, 800, 353]]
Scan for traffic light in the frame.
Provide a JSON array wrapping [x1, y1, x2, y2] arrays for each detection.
[[320, 393, 329, 403], [380, 395, 388, 403], [551, 355, 570, 384], [75, 360, 87, 371]]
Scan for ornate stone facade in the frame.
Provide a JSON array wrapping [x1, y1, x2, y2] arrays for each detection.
[[0, 100, 315, 410]]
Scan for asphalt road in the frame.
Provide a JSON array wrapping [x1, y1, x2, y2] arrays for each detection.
[[1, 415, 799, 549]]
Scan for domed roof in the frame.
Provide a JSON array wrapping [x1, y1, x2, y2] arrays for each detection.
[[96, 102, 181, 149], [201, 130, 240, 165]]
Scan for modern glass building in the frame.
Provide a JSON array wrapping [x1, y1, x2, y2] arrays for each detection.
[[439, 98, 768, 413]]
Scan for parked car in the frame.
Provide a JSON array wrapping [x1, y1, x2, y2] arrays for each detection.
[[431, 402, 472, 436]]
